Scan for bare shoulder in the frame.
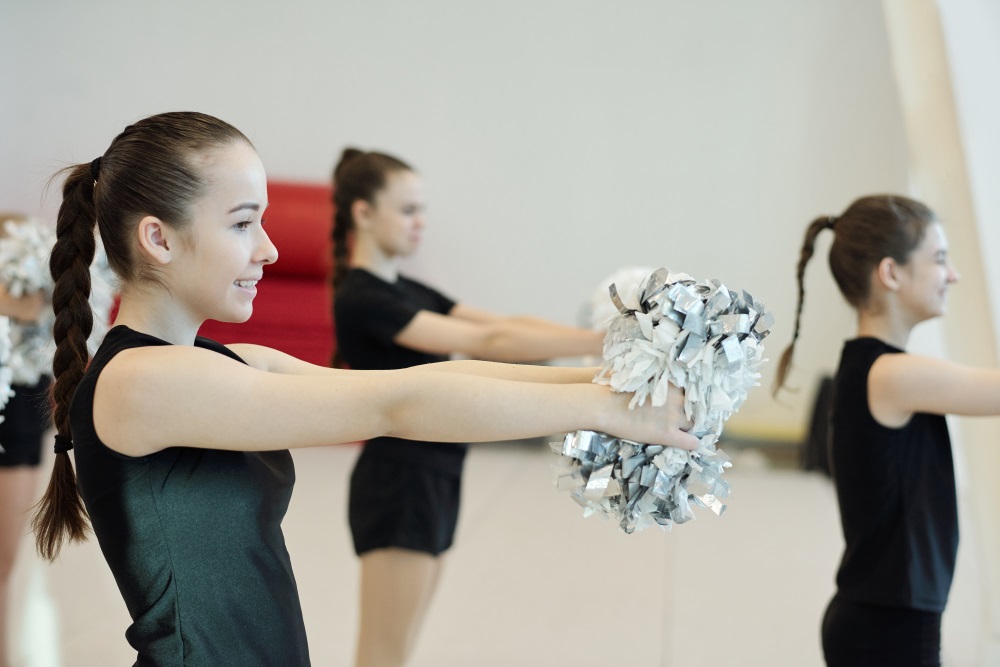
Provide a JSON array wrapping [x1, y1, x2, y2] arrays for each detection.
[[93, 345, 260, 456]]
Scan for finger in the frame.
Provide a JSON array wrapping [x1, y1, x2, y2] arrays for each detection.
[[670, 429, 701, 451]]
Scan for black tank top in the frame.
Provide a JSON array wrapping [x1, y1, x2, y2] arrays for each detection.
[[830, 337, 958, 612], [70, 326, 310, 665]]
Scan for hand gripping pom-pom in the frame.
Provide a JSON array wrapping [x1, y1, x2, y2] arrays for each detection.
[[553, 268, 773, 533]]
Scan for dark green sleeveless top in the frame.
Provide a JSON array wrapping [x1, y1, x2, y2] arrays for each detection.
[[70, 326, 310, 666]]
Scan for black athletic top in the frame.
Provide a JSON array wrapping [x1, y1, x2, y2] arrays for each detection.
[[334, 268, 466, 475], [70, 326, 310, 666], [829, 337, 958, 613]]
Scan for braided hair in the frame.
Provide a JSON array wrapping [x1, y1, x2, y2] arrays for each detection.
[[773, 194, 936, 395], [33, 112, 251, 560], [329, 148, 412, 367]]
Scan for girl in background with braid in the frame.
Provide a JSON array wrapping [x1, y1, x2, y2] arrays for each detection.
[[33, 112, 697, 666], [0, 214, 47, 667], [773, 194, 998, 666], [331, 149, 609, 667]]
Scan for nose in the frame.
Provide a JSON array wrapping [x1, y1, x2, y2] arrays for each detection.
[[948, 262, 959, 284], [255, 227, 278, 265]]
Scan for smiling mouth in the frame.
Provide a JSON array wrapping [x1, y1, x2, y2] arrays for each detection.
[[235, 280, 258, 289]]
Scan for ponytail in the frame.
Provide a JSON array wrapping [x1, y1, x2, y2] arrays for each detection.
[[772, 215, 835, 396], [32, 164, 97, 560], [330, 147, 411, 368], [32, 112, 251, 558]]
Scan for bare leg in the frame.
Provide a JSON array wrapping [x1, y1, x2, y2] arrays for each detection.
[[0, 467, 39, 667], [353, 548, 445, 667]]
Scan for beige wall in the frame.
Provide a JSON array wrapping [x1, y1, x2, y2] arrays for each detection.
[[882, 0, 1000, 661], [0, 0, 911, 440]]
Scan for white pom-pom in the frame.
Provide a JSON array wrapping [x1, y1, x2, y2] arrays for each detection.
[[0, 218, 118, 386], [554, 267, 773, 533], [0, 316, 15, 433]]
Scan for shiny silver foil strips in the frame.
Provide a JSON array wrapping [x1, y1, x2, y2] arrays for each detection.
[[553, 268, 772, 533]]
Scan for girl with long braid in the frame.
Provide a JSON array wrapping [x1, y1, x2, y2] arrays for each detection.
[[774, 194, 995, 666], [33, 112, 697, 665], [331, 149, 613, 667]]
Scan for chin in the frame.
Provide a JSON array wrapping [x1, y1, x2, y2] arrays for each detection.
[[214, 307, 254, 324]]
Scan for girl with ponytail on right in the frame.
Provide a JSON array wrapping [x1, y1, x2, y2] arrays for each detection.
[[776, 194, 1000, 666], [33, 113, 698, 665]]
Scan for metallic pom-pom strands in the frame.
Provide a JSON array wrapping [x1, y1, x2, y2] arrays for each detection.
[[0, 218, 118, 387], [552, 268, 773, 533]]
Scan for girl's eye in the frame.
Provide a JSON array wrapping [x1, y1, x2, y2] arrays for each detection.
[[235, 221, 251, 231]]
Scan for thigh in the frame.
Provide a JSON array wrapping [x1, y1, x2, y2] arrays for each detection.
[[0, 467, 39, 577], [822, 596, 941, 667]]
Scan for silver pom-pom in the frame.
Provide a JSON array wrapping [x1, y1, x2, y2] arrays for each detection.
[[0, 218, 118, 386], [553, 268, 773, 533]]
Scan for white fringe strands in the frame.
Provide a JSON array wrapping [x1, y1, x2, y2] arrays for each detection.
[[0, 316, 14, 438], [0, 217, 117, 402], [553, 268, 773, 533]]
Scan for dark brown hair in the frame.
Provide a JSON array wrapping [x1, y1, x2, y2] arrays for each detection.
[[773, 194, 936, 395], [33, 112, 252, 560], [329, 148, 412, 367]]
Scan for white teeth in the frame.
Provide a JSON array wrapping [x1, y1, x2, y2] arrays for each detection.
[[235, 280, 257, 288]]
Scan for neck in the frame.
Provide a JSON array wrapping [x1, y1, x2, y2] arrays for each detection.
[[856, 307, 915, 349], [350, 236, 399, 283], [113, 287, 202, 346]]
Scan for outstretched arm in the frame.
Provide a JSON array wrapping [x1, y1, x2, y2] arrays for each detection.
[[868, 352, 1000, 426], [228, 343, 595, 384], [93, 345, 697, 457], [394, 304, 603, 362]]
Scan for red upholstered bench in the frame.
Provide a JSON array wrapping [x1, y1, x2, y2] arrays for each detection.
[[197, 181, 335, 366]]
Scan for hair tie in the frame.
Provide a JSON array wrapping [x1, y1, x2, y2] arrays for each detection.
[[826, 215, 837, 230], [54, 434, 74, 454], [90, 157, 102, 182]]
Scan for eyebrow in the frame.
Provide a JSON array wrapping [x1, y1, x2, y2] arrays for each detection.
[[227, 202, 261, 214]]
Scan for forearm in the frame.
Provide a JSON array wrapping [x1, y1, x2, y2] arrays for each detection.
[[381, 368, 610, 443], [473, 321, 603, 362], [422, 359, 597, 384], [380, 365, 696, 449]]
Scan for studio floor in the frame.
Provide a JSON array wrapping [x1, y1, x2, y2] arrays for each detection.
[[7, 441, 985, 666]]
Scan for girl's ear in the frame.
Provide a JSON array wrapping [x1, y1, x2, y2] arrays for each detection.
[[875, 256, 901, 292], [352, 199, 373, 231], [136, 216, 174, 265]]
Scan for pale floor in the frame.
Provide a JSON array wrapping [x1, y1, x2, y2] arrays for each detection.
[[5, 443, 987, 666]]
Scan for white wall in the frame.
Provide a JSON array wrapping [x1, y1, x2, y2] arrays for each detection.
[[0, 0, 912, 439], [935, 1, 1000, 658]]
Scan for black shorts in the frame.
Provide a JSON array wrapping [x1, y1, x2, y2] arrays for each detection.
[[0, 378, 52, 468], [348, 448, 463, 557], [822, 594, 941, 667]]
